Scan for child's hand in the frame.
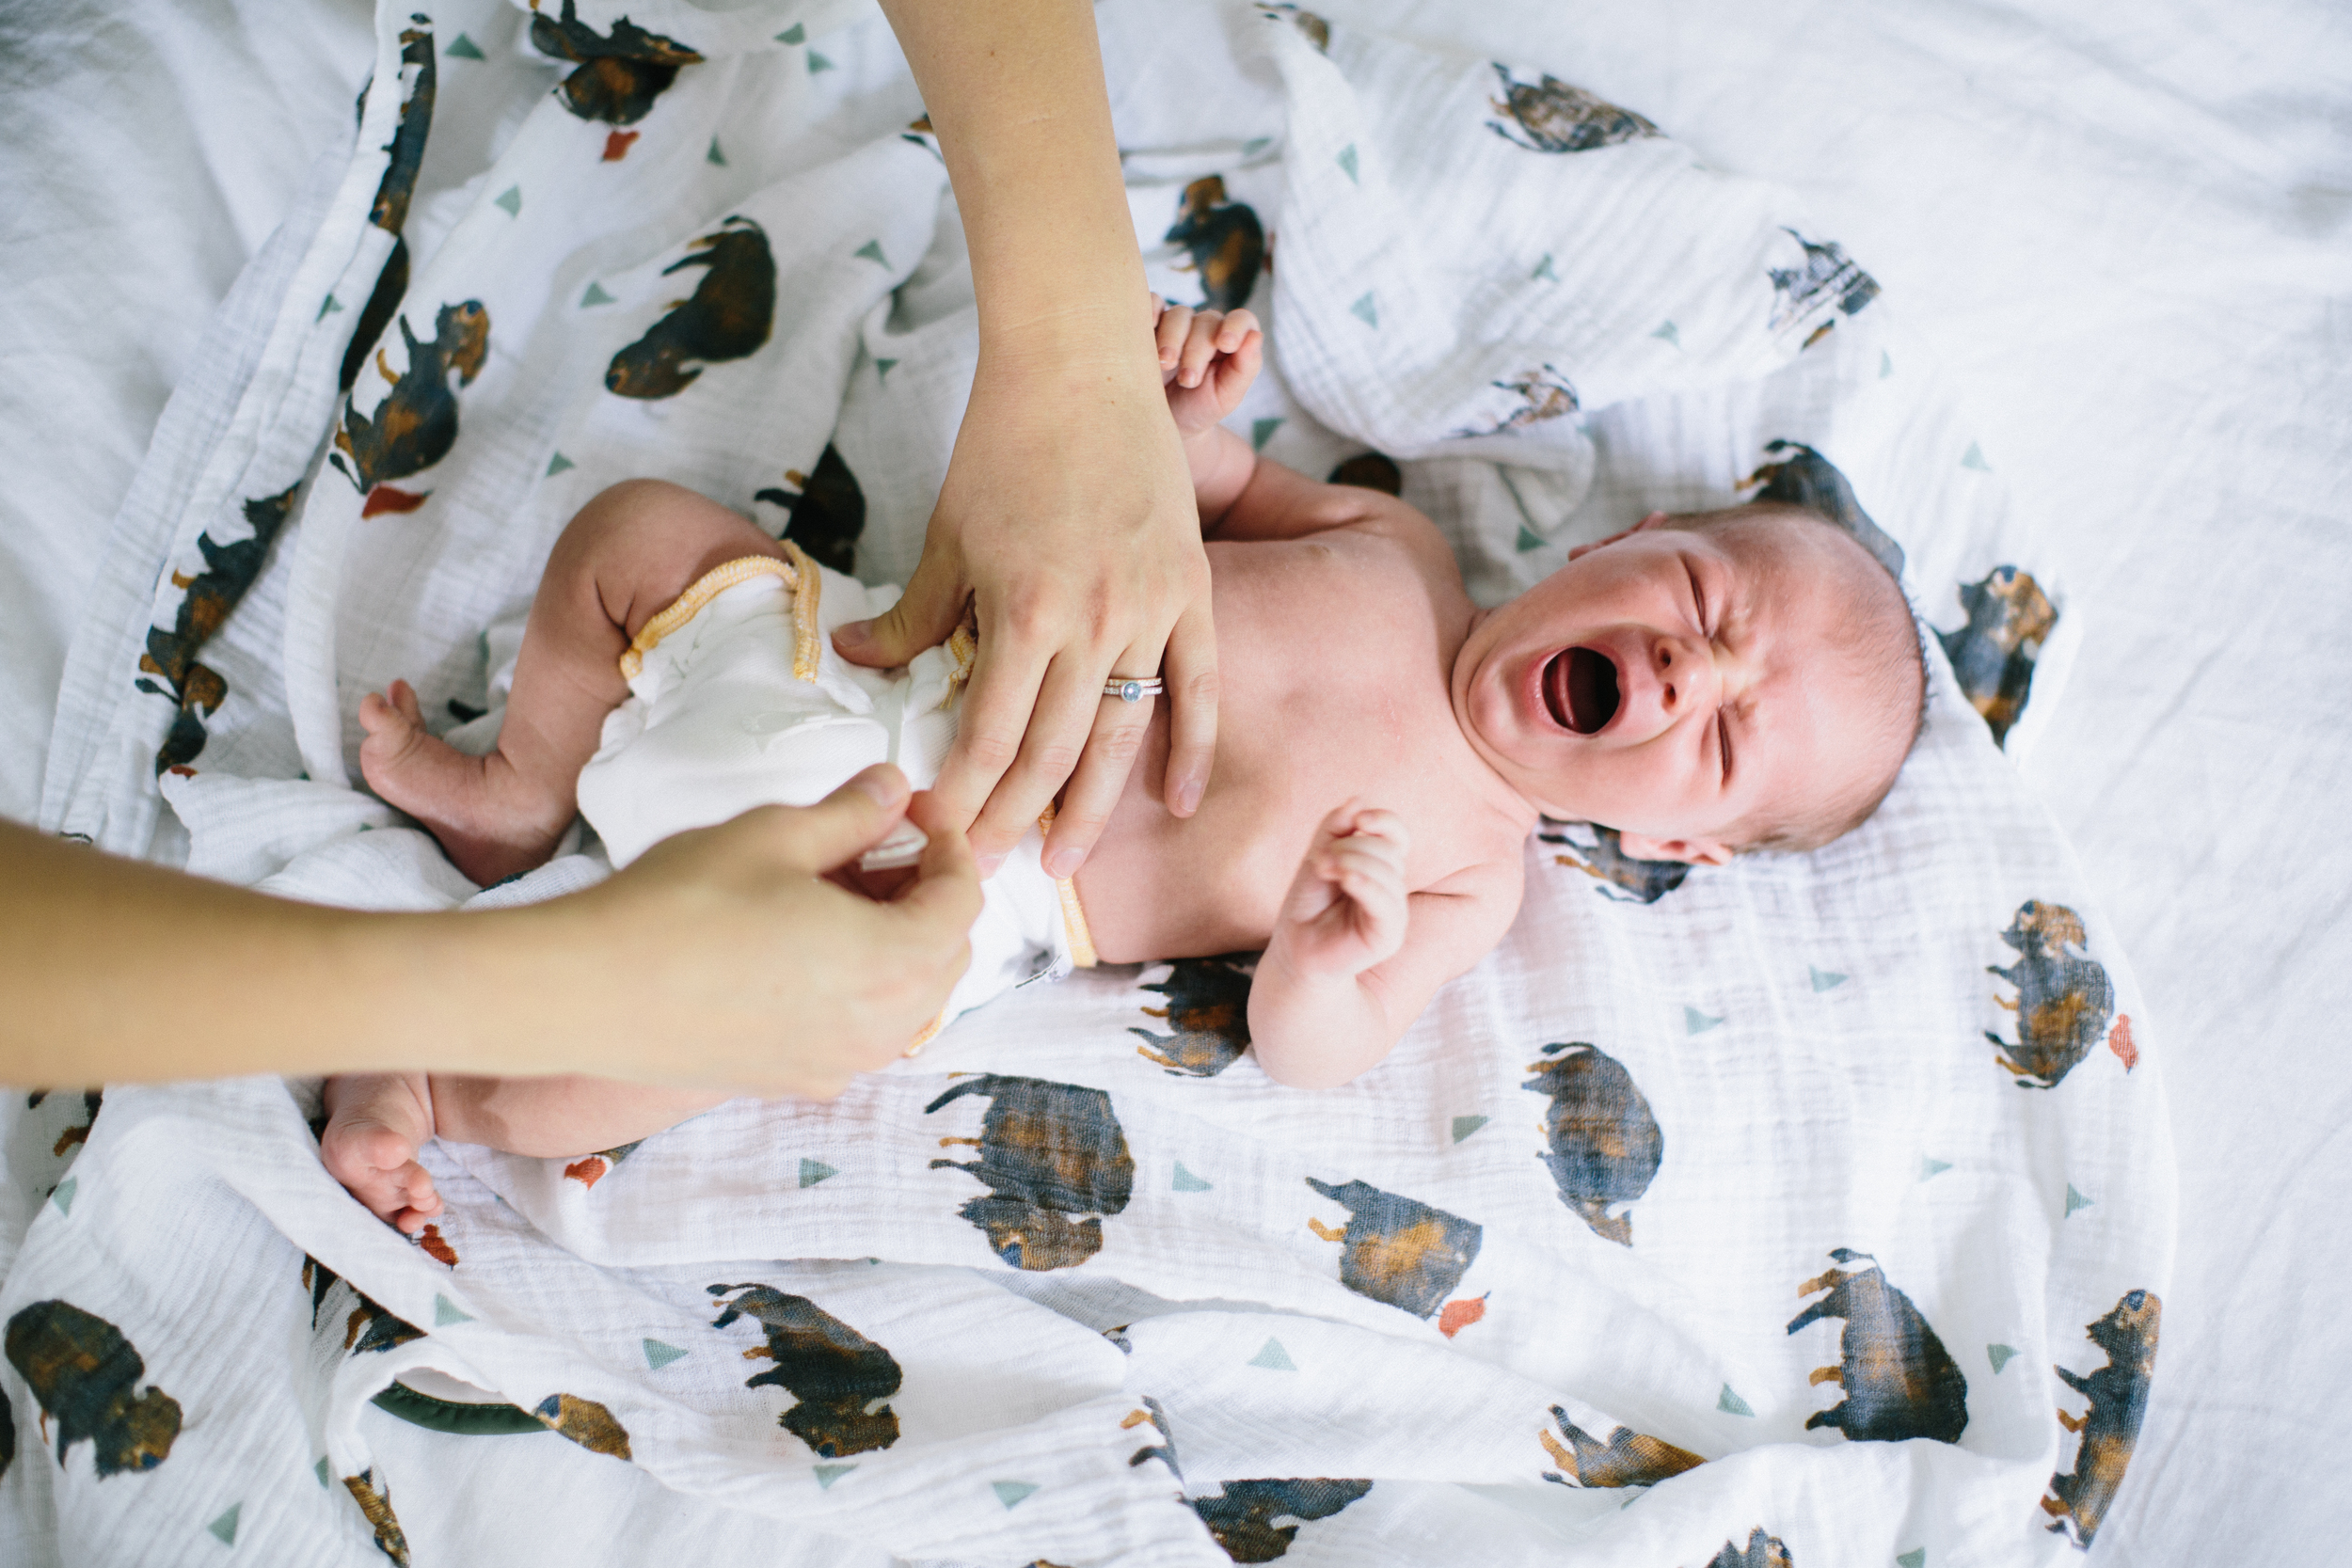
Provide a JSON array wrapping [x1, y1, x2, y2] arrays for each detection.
[[1266, 805, 1410, 982], [1153, 298, 1263, 437]]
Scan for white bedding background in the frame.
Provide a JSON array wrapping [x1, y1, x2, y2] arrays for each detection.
[[0, 0, 2344, 1563]]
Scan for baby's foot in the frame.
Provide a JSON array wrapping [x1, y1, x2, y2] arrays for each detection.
[[321, 1072, 443, 1234], [358, 679, 564, 885]]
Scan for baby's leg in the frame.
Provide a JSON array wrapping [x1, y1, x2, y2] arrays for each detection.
[[360, 479, 788, 884]]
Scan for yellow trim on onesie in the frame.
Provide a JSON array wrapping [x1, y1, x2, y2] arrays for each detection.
[[616, 543, 822, 683]]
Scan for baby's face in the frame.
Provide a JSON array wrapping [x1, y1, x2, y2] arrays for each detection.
[[1452, 508, 1904, 862]]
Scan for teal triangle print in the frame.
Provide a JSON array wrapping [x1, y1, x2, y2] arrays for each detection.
[[2065, 1184, 2093, 1216], [1451, 1115, 1488, 1144], [50, 1177, 75, 1214], [853, 239, 888, 265], [1810, 966, 1847, 991], [207, 1503, 240, 1545], [580, 281, 616, 307], [433, 1292, 473, 1326], [546, 452, 575, 477], [808, 50, 834, 73], [642, 1338, 686, 1370], [1962, 441, 1991, 470], [993, 1481, 1038, 1510], [1248, 1338, 1296, 1371], [494, 186, 522, 217], [875, 357, 898, 381], [1879, 349, 1894, 378], [1532, 253, 1557, 281], [1717, 1384, 1755, 1417], [1918, 1157, 1952, 1180], [1987, 1343, 2017, 1373], [1243, 135, 1272, 155], [1898, 1552, 1926, 1568], [776, 23, 806, 43], [1515, 525, 1545, 553], [1336, 143, 1359, 183], [799, 1158, 836, 1188], [1650, 321, 1680, 347], [445, 33, 485, 60], [814, 1462, 854, 1489], [317, 294, 343, 321], [707, 136, 727, 166], [1250, 417, 1283, 451], [1171, 1162, 1211, 1192], [314, 1456, 330, 1489], [1349, 293, 1378, 328], [1685, 1006, 1724, 1035]]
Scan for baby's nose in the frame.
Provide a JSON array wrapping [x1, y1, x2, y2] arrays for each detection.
[[1652, 636, 1716, 714]]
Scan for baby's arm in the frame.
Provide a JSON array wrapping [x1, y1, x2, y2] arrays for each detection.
[[1248, 809, 1521, 1088]]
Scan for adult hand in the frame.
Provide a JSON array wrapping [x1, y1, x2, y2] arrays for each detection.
[[834, 312, 1215, 878]]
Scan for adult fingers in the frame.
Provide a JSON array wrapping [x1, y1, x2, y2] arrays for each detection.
[[759, 765, 912, 875], [1041, 638, 1163, 878], [1159, 596, 1218, 818], [834, 547, 966, 670], [966, 645, 1106, 864], [929, 629, 1056, 846]]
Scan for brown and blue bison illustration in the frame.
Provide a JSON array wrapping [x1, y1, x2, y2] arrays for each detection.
[[1699, 1528, 1794, 1568], [1522, 1042, 1662, 1245], [1131, 954, 1256, 1076], [28, 1087, 103, 1157], [0, 1381, 13, 1481], [1938, 566, 2056, 746], [707, 1284, 903, 1458], [332, 300, 489, 503], [1787, 1248, 1968, 1443], [2043, 1289, 2161, 1548], [606, 218, 775, 400], [340, 236, 410, 394], [1537, 820, 1691, 904], [1304, 1178, 1481, 1318], [1190, 1477, 1372, 1562], [1766, 230, 1880, 336], [1538, 1408, 1702, 1488], [5, 1300, 183, 1477], [927, 1075, 1134, 1269], [1986, 900, 2114, 1089], [1457, 366, 1579, 438], [532, 1392, 631, 1460], [303, 1256, 425, 1358], [1486, 67, 1658, 152], [369, 19, 435, 234], [1166, 175, 1264, 312], [1326, 453, 1403, 495], [1746, 439, 1906, 581], [1122, 1395, 1182, 1479], [344, 1466, 410, 1565], [137, 485, 298, 773], [531, 0, 703, 125], [755, 443, 866, 574]]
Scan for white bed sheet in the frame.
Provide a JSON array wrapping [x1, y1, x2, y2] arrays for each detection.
[[0, 1, 2344, 1562]]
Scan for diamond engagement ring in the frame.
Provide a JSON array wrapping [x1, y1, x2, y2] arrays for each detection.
[[1104, 675, 1165, 704]]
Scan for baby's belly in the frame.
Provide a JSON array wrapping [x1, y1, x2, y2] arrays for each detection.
[[1068, 789, 1299, 964]]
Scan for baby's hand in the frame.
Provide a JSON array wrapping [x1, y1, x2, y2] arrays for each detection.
[[1153, 298, 1263, 436], [1267, 805, 1410, 982]]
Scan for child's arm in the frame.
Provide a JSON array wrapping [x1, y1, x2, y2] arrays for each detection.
[[1247, 808, 1521, 1088]]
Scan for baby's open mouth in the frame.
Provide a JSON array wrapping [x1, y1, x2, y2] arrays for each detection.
[[1544, 646, 1619, 735]]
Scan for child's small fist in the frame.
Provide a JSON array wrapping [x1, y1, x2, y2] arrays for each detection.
[[1152, 298, 1263, 436], [1269, 804, 1410, 981]]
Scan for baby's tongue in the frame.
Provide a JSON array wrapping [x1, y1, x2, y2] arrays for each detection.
[[1548, 646, 1618, 734]]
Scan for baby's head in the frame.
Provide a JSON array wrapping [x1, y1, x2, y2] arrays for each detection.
[[1452, 501, 1923, 862]]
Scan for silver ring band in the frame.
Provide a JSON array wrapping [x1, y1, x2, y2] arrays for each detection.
[[1104, 675, 1166, 704]]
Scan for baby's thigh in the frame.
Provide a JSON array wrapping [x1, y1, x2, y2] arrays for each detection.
[[425, 1071, 732, 1159], [550, 479, 786, 632]]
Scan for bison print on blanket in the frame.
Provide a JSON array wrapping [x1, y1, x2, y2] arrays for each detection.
[[1986, 900, 2114, 1089], [1537, 1407, 1702, 1489], [303, 1255, 426, 1359], [1486, 66, 1659, 153], [1787, 1248, 1968, 1443], [531, 0, 703, 127], [2043, 1290, 2161, 1548], [1766, 230, 1881, 338], [1166, 175, 1264, 312], [755, 443, 866, 574], [367, 19, 435, 235], [707, 1284, 904, 1458], [1537, 820, 1692, 904], [1699, 1529, 1795, 1568], [1939, 566, 2057, 746], [1745, 440, 1906, 580], [1190, 1477, 1373, 1562], [1131, 953, 1256, 1076], [4, 1300, 183, 1476], [607, 217, 776, 399], [1522, 1042, 1662, 1245], [1304, 1178, 1481, 1318], [926, 1075, 1135, 1270], [332, 301, 489, 507], [533, 1393, 632, 1460], [139, 486, 298, 773]]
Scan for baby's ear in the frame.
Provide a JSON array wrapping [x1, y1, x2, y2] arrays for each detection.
[[1617, 831, 1733, 867]]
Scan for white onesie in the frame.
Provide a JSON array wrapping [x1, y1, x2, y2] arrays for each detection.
[[574, 549, 1095, 1042]]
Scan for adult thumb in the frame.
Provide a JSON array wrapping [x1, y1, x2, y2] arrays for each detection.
[[834, 556, 964, 669], [763, 765, 911, 874]]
